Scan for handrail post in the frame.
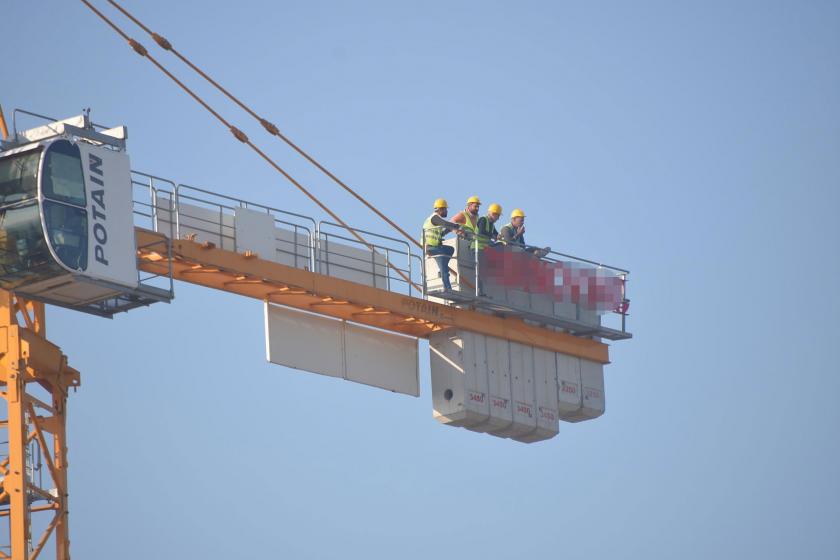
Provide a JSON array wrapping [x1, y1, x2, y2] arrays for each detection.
[[173, 184, 181, 240], [221, 205, 227, 250], [407, 246, 413, 297], [621, 274, 628, 333], [474, 233, 480, 298], [370, 244, 377, 288], [292, 224, 299, 269], [421, 230, 428, 297], [150, 182, 159, 233]]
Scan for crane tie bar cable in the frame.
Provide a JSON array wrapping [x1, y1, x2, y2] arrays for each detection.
[[104, 0, 424, 252], [78, 0, 422, 293], [103, 0, 471, 288]]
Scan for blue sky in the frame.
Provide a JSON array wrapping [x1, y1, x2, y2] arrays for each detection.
[[2, 1, 838, 558]]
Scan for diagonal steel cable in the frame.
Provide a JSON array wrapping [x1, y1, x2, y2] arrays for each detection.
[[103, 0, 472, 288], [105, 0, 424, 252], [78, 0, 421, 293]]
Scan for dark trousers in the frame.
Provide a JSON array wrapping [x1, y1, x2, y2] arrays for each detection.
[[427, 245, 454, 290]]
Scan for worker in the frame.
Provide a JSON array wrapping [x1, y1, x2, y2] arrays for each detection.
[[422, 198, 462, 291], [451, 195, 481, 250], [476, 203, 502, 250], [499, 208, 551, 257]]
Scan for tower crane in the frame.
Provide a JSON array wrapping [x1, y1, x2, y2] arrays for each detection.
[[0, 3, 632, 558]]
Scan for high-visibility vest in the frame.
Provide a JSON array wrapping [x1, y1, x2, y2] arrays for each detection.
[[461, 212, 480, 250], [422, 214, 446, 247], [476, 216, 498, 250]]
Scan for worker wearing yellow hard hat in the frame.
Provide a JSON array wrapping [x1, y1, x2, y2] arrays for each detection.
[[422, 197, 463, 291], [451, 196, 482, 249], [499, 208, 526, 246], [475, 203, 503, 250], [499, 208, 551, 257]]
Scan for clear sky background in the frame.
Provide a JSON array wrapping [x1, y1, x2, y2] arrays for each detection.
[[2, 1, 838, 558]]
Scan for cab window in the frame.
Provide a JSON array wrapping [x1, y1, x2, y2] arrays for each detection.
[[42, 140, 86, 207], [0, 202, 64, 289], [0, 149, 41, 206], [43, 201, 88, 271]]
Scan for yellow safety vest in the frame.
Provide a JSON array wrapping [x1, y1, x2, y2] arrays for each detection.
[[422, 214, 446, 247], [475, 216, 497, 250], [461, 212, 479, 250]]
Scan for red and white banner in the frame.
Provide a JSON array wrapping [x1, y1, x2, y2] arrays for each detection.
[[481, 249, 626, 314]]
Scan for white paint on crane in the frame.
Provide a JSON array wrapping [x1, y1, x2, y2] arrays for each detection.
[[162, 200, 236, 251], [318, 239, 388, 289], [344, 321, 419, 396], [234, 207, 276, 259], [264, 303, 344, 378], [264, 303, 419, 397]]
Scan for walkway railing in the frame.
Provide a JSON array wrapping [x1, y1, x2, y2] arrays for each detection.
[[131, 174, 630, 337], [421, 228, 631, 339], [317, 221, 420, 297], [130, 175, 420, 296]]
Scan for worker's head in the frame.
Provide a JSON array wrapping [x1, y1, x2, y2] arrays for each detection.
[[510, 208, 525, 227], [433, 198, 448, 217], [466, 195, 481, 215], [487, 203, 502, 223]]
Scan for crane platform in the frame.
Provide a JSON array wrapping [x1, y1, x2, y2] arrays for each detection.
[[134, 227, 611, 364]]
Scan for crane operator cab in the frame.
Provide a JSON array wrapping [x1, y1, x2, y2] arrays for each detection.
[[0, 113, 172, 317]]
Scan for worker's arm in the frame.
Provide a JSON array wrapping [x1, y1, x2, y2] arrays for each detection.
[[451, 211, 466, 225], [429, 213, 461, 232]]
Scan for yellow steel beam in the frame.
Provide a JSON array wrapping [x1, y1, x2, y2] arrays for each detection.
[[135, 228, 610, 363], [0, 503, 59, 518], [0, 291, 75, 559], [0, 295, 31, 559], [0, 104, 8, 141]]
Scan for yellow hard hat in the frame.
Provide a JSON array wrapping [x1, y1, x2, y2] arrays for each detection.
[[466, 195, 481, 205], [511, 208, 525, 218], [433, 198, 448, 209], [488, 203, 502, 215]]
